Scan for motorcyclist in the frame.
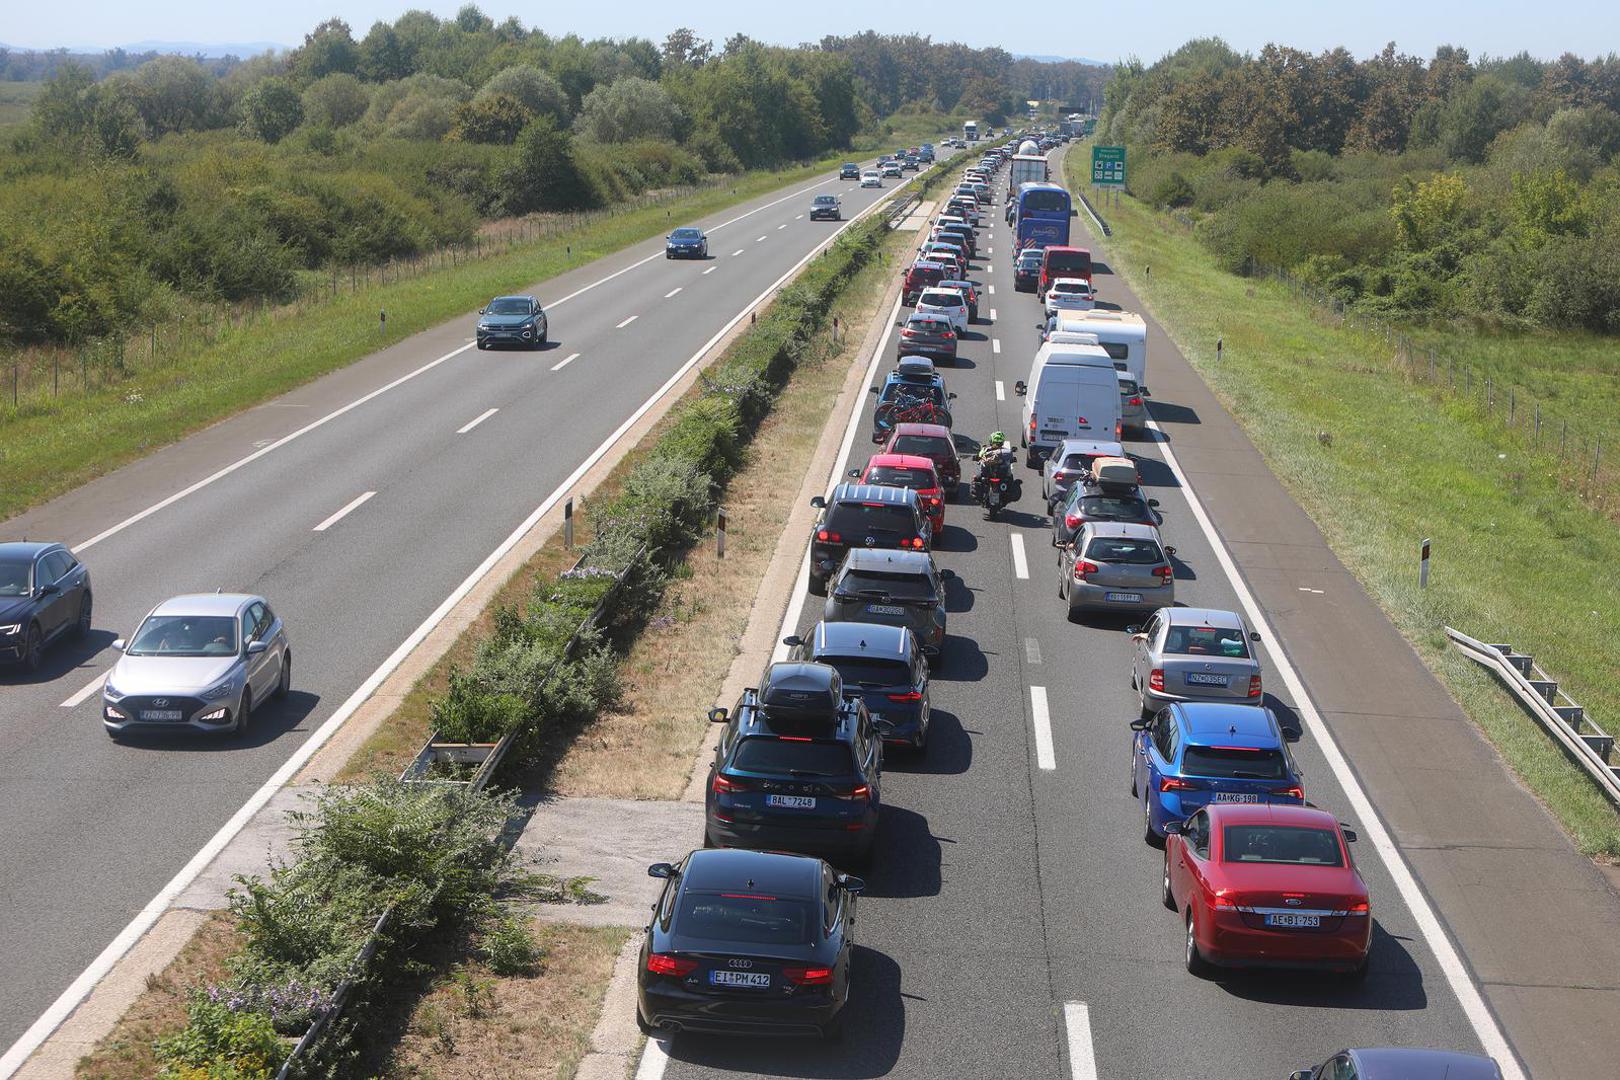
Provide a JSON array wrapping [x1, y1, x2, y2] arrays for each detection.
[[976, 431, 1016, 478]]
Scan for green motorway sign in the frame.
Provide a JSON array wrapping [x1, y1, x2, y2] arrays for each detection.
[[1091, 145, 1126, 187]]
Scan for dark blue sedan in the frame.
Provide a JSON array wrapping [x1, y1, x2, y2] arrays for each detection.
[[0, 541, 92, 672], [1290, 1047, 1504, 1080], [665, 226, 708, 258]]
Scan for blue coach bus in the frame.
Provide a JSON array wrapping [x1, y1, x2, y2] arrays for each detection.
[[1013, 182, 1072, 251]]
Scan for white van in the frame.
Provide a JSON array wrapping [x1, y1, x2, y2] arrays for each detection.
[[1015, 342, 1122, 466], [1047, 311, 1148, 386]]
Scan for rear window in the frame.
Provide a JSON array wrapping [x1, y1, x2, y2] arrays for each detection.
[[891, 435, 952, 458], [1017, 252, 1044, 267], [825, 502, 917, 536], [732, 736, 854, 777], [677, 892, 815, 945], [1077, 495, 1149, 520], [837, 569, 937, 602], [1164, 626, 1250, 658], [1222, 826, 1343, 867], [1118, 379, 1140, 395], [1045, 251, 1091, 275], [865, 466, 934, 489], [1082, 536, 1164, 564], [1182, 746, 1287, 781], [906, 318, 950, 334], [823, 656, 912, 687], [1099, 342, 1129, 361], [919, 291, 959, 306]]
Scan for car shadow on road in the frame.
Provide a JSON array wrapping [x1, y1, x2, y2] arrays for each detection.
[[664, 945, 904, 1077], [1262, 694, 1305, 742], [1132, 456, 1182, 490], [942, 576, 975, 614], [889, 709, 971, 777], [1168, 551, 1198, 581], [108, 689, 321, 752], [1147, 400, 1201, 425], [930, 635, 988, 683], [0, 629, 118, 686], [994, 509, 1048, 531], [1091, 260, 1116, 276], [867, 805, 944, 898], [1212, 922, 1428, 1011], [940, 355, 977, 370], [933, 525, 979, 553]]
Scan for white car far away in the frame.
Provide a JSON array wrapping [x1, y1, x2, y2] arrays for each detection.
[[916, 288, 970, 333], [862, 171, 883, 188], [1044, 278, 1096, 316]]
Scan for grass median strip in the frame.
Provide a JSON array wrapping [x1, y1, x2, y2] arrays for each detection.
[[1070, 157, 1620, 859]]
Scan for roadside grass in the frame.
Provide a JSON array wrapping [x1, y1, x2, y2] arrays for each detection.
[[358, 921, 628, 1079], [74, 913, 242, 1080], [0, 151, 859, 523], [1068, 157, 1620, 859], [0, 81, 40, 129]]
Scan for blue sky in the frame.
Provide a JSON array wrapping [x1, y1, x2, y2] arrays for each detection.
[[4, 0, 1615, 63]]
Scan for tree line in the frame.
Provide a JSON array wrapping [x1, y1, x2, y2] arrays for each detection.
[[1102, 39, 1620, 332]]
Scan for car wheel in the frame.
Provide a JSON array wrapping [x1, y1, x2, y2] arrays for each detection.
[[808, 574, 828, 598], [537, 328, 548, 346], [1144, 795, 1163, 848], [1345, 954, 1371, 983], [1162, 851, 1176, 910], [234, 690, 252, 738], [1185, 911, 1212, 977], [22, 623, 43, 673], [819, 1010, 846, 1043], [476, 339, 488, 350], [76, 591, 93, 639], [275, 652, 291, 700], [636, 1006, 656, 1036]]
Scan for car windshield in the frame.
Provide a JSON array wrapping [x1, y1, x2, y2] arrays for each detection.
[[815, 196, 836, 204], [1182, 745, 1287, 781], [824, 656, 912, 687], [732, 736, 854, 777], [837, 569, 936, 602], [825, 502, 917, 537], [865, 466, 934, 489], [1077, 495, 1149, 520], [1083, 537, 1164, 564], [1164, 626, 1251, 658], [127, 614, 239, 657], [0, 557, 31, 596], [671, 228, 701, 239], [1223, 826, 1343, 867], [677, 892, 815, 945], [486, 298, 529, 314], [891, 435, 952, 459]]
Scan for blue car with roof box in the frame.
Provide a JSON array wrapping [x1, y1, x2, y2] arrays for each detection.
[[1130, 701, 1304, 846]]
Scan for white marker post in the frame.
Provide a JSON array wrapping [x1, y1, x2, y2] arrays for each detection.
[[717, 508, 728, 559], [1420, 537, 1431, 588]]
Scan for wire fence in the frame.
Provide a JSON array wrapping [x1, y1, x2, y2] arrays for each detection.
[[1263, 266, 1616, 518]]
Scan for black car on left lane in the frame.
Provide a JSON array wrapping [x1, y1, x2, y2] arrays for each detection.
[[475, 295, 548, 349], [637, 848, 862, 1040], [0, 541, 92, 672]]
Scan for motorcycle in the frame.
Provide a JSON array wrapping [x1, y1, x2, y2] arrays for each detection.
[[972, 456, 1022, 520]]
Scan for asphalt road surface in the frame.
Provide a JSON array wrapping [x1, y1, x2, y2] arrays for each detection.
[[0, 144, 960, 1057], [653, 147, 1532, 1080]]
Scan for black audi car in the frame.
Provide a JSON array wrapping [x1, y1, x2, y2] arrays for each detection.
[[637, 847, 862, 1040], [0, 541, 92, 672]]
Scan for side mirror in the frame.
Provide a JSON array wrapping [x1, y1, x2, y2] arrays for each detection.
[[1250, 631, 1262, 642], [1162, 819, 1184, 835], [939, 568, 956, 580], [869, 385, 881, 395], [1290, 1071, 1315, 1080], [948, 392, 957, 400], [838, 874, 866, 895], [1124, 624, 1142, 635], [112, 638, 126, 651], [1341, 826, 1359, 843], [707, 707, 729, 724], [848, 469, 861, 478], [1129, 717, 1151, 731], [1014, 381, 1027, 395], [1070, 208, 1079, 216], [246, 640, 269, 656], [477, 308, 485, 314], [1141, 388, 1152, 397], [1164, 546, 1177, 557], [782, 635, 804, 648], [810, 496, 827, 509], [647, 862, 675, 879], [1148, 499, 1160, 507]]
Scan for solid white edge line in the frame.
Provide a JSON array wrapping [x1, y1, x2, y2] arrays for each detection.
[[550, 352, 581, 372], [664, 288, 681, 299], [72, 343, 473, 553], [995, 380, 1006, 401], [59, 672, 107, 709], [634, 1034, 671, 1080], [1010, 533, 1029, 579], [1063, 1001, 1099, 1080], [1147, 418, 1526, 1080], [311, 490, 376, 532], [0, 162, 918, 1080], [455, 408, 498, 435], [1029, 685, 1056, 771], [615, 315, 638, 329]]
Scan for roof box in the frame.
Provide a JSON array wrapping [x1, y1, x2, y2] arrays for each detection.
[[1091, 456, 1139, 487], [758, 662, 844, 721]]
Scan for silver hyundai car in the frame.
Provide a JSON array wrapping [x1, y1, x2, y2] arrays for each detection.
[[103, 593, 289, 737]]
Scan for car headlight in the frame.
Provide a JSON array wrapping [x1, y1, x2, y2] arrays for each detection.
[[0, 623, 19, 636], [103, 681, 124, 700], [201, 680, 237, 701]]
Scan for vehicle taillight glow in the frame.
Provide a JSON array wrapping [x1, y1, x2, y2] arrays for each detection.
[[1154, 565, 1173, 580], [1072, 560, 1099, 581], [908, 537, 926, 550], [778, 735, 812, 742], [943, 330, 956, 339], [711, 773, 750, 795], [839, 783, 871, 801], [1346, 900, 1370, 915], [1271, 785, 1305, 800], [647, 953, 699, 978], [902, 328, 916, 338], [817, 530, 842, 544], [1149, 668, 1164, 692], [1160, 776, 1196, 792], [1248, 675, 1263, 698], [1065, 512, 1081, 529], [1127, 396, 1143, 407], [1212, 892, 1238, 909], [886, 690, 923, 702], [784, 964, 834, 987]]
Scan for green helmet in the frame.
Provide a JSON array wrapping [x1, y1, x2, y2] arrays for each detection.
[[988, 431, 1006, 447]]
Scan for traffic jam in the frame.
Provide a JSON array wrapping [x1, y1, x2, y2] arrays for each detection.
[[634, 137, 1504, 1079]]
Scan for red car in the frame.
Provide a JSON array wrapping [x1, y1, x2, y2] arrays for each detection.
[[901, 260, 949, 305], [883, 422, 961, 495], [1164, 803, 1371, 978], [853, 453, 945, 533]]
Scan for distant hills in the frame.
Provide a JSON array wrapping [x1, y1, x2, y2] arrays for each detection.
[[1015, 53, 1109, 66], [0, 40, 286, 57]]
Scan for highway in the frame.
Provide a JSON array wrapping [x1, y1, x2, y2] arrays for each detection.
[[0, 145, 958, 1057], [651, 146, 1524, 1079]]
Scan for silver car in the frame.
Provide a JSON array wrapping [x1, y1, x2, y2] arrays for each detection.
[[1117, 372, 1149, 436], [1127, 607, 1263, 717], [824, 548, 952, 659], [1042, 437, 1127, 504], [103, 593, 290, 737], [1057, 521, 1175, 619]]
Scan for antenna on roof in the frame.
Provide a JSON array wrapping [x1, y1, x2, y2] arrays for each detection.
[[216, 587, 222, 593]]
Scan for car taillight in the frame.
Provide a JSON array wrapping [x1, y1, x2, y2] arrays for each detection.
[[1028, 418, 1037, 436], [1212, 892, 1238, 909], [1148, 668, 1165, 692], [1127, 396, 1143, 407], [902, 328, 916, 338], [907, 537, 925, 549], [943, 330, 956, 339], [1065, 512, 1081, 529], [1271, 785, 1305, 800], [783, 964, 834, 987], [1345, 900, 1370, 915], [837, 783, 872, 801], [1160, 776, 1196, 792], [926, 494, 941, 507], [1247, 675, 1263, 698], [646, 953, 699, 978], [887, 690, 923, 702], [817, 530, 842, 544], [1154, 565, 1173, 580], [711, 773, 751, 795], [1072, 559, 1099, 581]]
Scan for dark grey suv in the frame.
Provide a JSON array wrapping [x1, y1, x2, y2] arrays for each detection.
[[0, 541, 92, 672], [476, 295, 548, 350], [823, 549, 951, 659]]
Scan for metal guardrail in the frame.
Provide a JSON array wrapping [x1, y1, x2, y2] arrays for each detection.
[[1447, 627, 1620, 806], [1076, 188, 1112, 237]]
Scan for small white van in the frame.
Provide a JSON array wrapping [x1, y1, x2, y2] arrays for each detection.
[[1046, 311, 1148, 386], [1015, 342, 1122, 467]]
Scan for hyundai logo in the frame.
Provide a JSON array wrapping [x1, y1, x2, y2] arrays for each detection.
[[152, 698, 169, 707], [727, 959, 753, 969]]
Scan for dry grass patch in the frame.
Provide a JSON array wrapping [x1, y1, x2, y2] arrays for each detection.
[[376, 922, 629, 1080], [75, 912, 243, 1080]]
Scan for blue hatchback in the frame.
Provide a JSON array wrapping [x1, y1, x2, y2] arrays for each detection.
[[1130, 701, 1303, 845], [665, 226, 708, 258], [784, 621, 930, 752]]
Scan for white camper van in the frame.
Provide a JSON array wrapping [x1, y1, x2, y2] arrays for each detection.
[[1015, 340, 1122, 467], [1046, 311, 1148, 386]]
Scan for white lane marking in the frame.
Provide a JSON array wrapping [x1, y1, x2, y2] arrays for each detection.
[[312, 490, 376, 532], [731, 249, 744, 257], [1030, 685, 1056, 771], [1148, 419, 1527, 1079], [615, 315, 638, 329], [702, 266, 716, 275], [456, 408, 498, 435], [664, 288, 682, 298], [755, 235, 767, 242], [995, 380, 1006, 401], [1298, 586, 1325, 594], [60, 672, 107, 709], [73, 342, 473, 553], [1025, 637, 1042, 665], [778, 223, 788, 230], [550, 352, 581, 372], [636, 1033, 671, 1080], [987, 264, 994, 274], [1, 165, 918, 1080], [795, 214, 804, 220], [988, 284, 996, 295], [992, 339, 1002, 354], [987, 246, 994, 255], [1010, 533, 1029, 579], [990, 307, 998, 321], [1064, 1002, 1099, 1080]]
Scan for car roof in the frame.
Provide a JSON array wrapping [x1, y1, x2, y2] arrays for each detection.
[[1057, 438, 1126, 457], [829, 483, 921, 508], [891, 422, 952, 439], [1204, 802, 1339, 829], [1016, 249, 1045, 262], [490, 294, 535, 303], [909, 259, 947, 272], [937, 279, 973, 289], [1349, 1048, 1501, 1080], [867, 453, 938, 473], [681, 848, 822, 897], [842, 548, 935, 572], [1050, 278, 1091, 288], [1172, 702, 1281, 747], [1164, 607, 1246, 630], [1083, 520, 1160, 541], [0, 541, 61, 559], [150, 593, 256, 616], [810, 620, 914, 661]]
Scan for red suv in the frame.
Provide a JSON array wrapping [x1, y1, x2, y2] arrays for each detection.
[[854, 453, 945, 534], [883, 422, 961, 495], [902, 260, 949, 305]]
